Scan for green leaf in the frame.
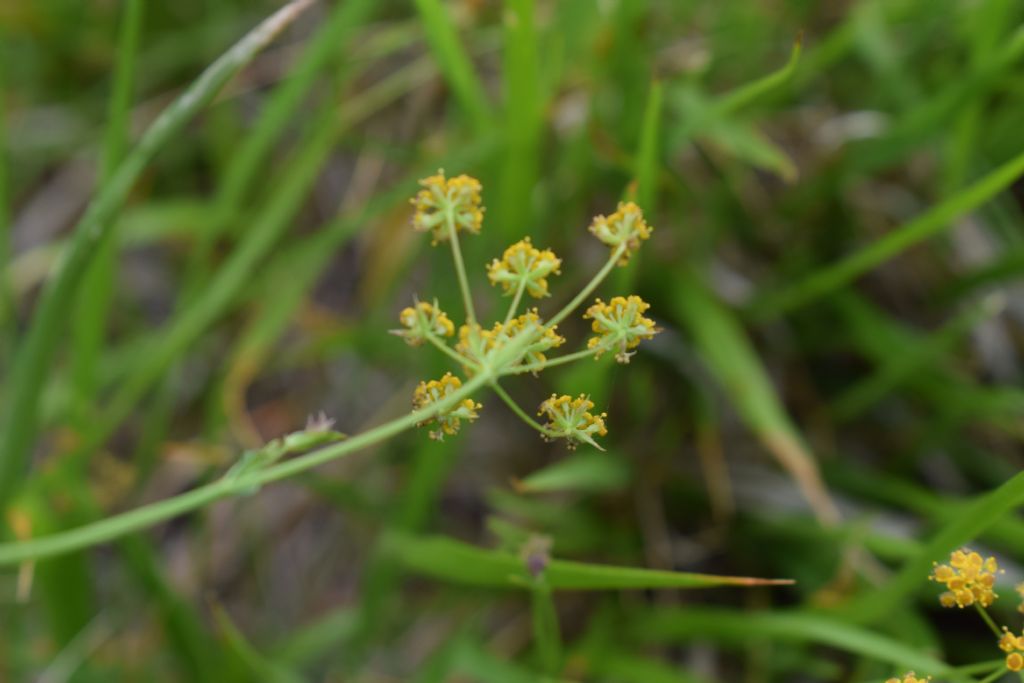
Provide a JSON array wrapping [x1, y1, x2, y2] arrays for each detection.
[[383, 532, 793, 590], [515, 451, 629, 494]]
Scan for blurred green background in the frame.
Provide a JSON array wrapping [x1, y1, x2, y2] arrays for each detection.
[[3, 0, 1024, 680]]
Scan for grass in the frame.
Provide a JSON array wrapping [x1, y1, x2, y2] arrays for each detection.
[[4, 1, 1024, 681]]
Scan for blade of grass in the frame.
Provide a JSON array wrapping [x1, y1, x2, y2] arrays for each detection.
[[841, 469, 1024, 625], [754, 146, 1024, 319], [186, 0, 376, 290], [0, 0, 315, 513], [212, 604, 305, 683], [632, 80, 663, 215], [531, 578, 562, 675], [71, 0, 144, 425], [832, 293, 1005, 420], [0, 54, 13, 363], [633, 607, 964, 681], [514, 451, 629, 495], [498, 0, 541, 239], [382, 532, 793, 590], [412, 0, 491, 129], [673, 270, 839, 524]]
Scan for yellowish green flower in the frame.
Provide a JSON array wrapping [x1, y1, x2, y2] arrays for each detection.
[[537, 394, 607, 449], [487, 238, 562, 298], [1000, 629, 1024, 671], [412, 373, 481, 440], [392, 300, 454, 346], [588, 201, 652, 265], [584, 295, 658, 363], [929, 548, 1000, 608], [411, 170, 484, 244], [885, 673, 931, 683], [456, 311, 564, 373]]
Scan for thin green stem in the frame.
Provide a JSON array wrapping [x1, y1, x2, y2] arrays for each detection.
[[506, 347, 598, 375], [976, 604, 1004, 638], [545, 243, 627, 328], [489, 381, 557, 438], [977, 666, 1008, 683], [503, 276, 528, 326], [0, 367, 495, 567], [0, 326, 543, 566], [445, 206, 477, 324]]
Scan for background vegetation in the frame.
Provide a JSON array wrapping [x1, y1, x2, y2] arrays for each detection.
[[2, 0, 1024, 680]]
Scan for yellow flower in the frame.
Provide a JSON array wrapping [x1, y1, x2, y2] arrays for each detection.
[[456, 311, 564, 373], [487, 238, 562, 298], [537, 394, 607, 449], [929, 548, 1000, 608], [411, 170, 484, 244], [412, 373, 481, 440], [503, 310, 565, 370], [885, 674, 931, 683], [588, 201, 652, 265], [584, 295, 658, 363], [1000, 629, 1024, 672], [392, 300, 454, 346]]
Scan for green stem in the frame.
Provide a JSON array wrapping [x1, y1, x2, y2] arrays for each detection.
[[506, 347, 598, 375], [0, 0, 315, 514], [446, 206, 477, 324], [545, 243, 627, 328], [977, 667, 1008, 683], [489, 381, 557, 438], [976, 604, 1004, 638], [0, 367, 494, 567], [503, 275, 529, 326]]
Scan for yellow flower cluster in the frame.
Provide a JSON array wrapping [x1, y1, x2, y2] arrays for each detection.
[[885, 674, 931, 683], [537, 394, 608, 449], [412, 373, 481, 440], [487, 237, 562, 298], [929, 548, 1000, 608], [588, 201, 652, 265], [584, 295, 658, 363], [456, 311, 565, 372], [1000, 630, 1024, 671], [401, 173, 658, 446], [393, 301, 454, 346], [411, 170, 484, 244]]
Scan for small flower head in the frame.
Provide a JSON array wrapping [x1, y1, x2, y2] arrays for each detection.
[[929, 548, 1001, 608], [1000, 629, 1024, 671], [487, 238, 562, 298], [457, 311, 563, 374], [584, 295, 658, 363], [588, 201, 652, 265], [392, 300, 455, 346], [538, 394, 607, 450], [885, 674, 931, 683], [502, 310, 565, 370], [411, 170, 484, 244], [412, 372, 481, 440]]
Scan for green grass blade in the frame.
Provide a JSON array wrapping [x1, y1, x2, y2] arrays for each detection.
[[530, 580, 562, 674], [514, 451, 629, 494], [413, 0, 491, 128], [673, 271, 839, 524], [633, 80, 663, 214], [0, 0, 315, 512], [498, 0, 542, 239], [0, 54, 13, 360], [71, 0, 144, 424], [841, 469, 1024, 625], [754, 146, 1024, 319], [383, 532, 793, 590], [212, 604, 305, 683], [633, 608, 963, 680]]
